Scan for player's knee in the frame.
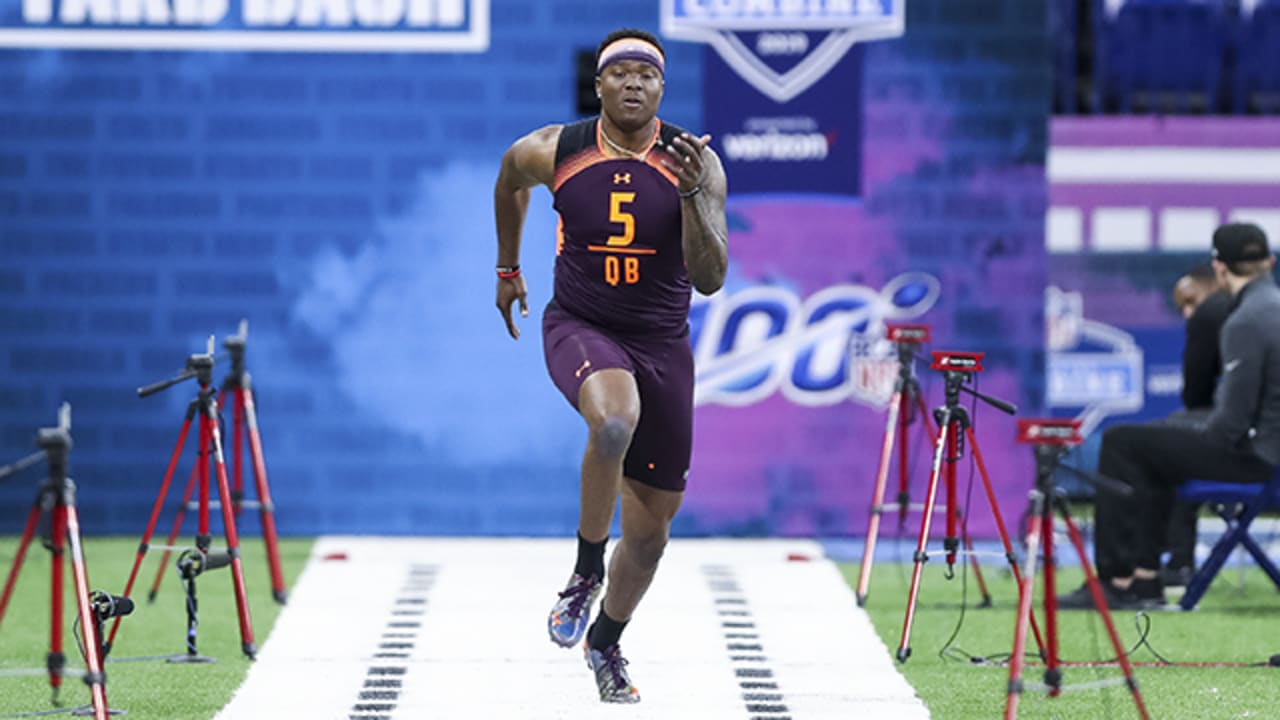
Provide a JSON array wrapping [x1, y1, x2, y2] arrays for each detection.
[[630, 531, 668, 569], [590, 414, 636, 458]]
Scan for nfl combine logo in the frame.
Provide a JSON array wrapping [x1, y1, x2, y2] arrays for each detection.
[[660, 0, 905, 103]]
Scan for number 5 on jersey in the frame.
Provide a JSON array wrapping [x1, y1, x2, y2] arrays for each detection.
[[608, 191, 636, 247]]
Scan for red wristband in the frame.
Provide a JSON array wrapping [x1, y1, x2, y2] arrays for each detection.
[[497, 265, 521, 279]]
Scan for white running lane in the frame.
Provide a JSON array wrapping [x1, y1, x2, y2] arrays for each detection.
[[215, 537, 929, 720]]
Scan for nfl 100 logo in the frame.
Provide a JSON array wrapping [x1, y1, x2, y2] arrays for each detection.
[[660, 0, 904, 103]]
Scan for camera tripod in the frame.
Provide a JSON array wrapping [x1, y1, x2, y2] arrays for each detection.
[[0, 404, 111, 720], [855, 325, 993, 607], [144, 321, 287, 607], [1005, 419, 1150, 720], [107, 338, 257, 661], [897, 351, 1044, 664]]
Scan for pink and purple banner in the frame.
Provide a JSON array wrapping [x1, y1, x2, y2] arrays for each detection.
[[676, 1, 1050, 538]]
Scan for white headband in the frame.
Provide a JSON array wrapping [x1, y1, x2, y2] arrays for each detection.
[[597, 38, 665, 76]]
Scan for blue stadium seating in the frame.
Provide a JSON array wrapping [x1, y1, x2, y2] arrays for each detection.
[[1095, 0, 1229, 112], [1234, 0, 1280, 112], [1052, 0, 1079, 113]]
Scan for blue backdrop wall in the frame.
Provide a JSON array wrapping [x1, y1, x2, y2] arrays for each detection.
[[0, 0, 1049, 537]]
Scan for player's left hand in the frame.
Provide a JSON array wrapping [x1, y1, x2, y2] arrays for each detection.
[[663, 132, 711, 195]]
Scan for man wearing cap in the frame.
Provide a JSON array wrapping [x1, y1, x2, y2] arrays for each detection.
[[1060, 222, 1280, 610], [492, 28, 728, 702]]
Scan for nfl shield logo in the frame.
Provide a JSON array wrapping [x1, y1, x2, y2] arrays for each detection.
[[848, 333, 899, 408], [660, 0, 905, 103]]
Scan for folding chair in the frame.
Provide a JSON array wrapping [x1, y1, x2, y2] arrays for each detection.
[[1176, 468, 1280, 610]]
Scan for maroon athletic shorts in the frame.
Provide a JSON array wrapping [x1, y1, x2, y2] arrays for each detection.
[[542, 302, 694, 492]]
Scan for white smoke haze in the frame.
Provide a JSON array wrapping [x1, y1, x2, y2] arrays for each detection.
[[293, 162, 581, 466]]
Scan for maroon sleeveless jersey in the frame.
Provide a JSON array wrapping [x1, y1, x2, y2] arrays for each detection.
[[551, 117, 691, 337]]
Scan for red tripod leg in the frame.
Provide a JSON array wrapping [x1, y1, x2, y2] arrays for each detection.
[[907, 390, 939, 534], [64, 504, 109, 720], [944, 423, 959, 570], [0, 506, 40, 630], [1042, 498, 1061, 698], [965, 427, 1047, 656], [111, 416, 193, 649], [897, 419, 950, 663], [207, 409, 257, 659], [228, 389, 244, 517], [895, 390, 911, 530], [856, 387, 903, 606], [49, 504, 66, 696], [1059, 508, 1152, 720], [197, 414, 211, 548], [242, 386, 287, 604], [146, 464, 198, 603], [1005, 493, 1047, 720]]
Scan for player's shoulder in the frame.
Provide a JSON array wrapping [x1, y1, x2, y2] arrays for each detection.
[[516, 123, 566, 152], [554, 117, 598, 163], [502, 124, 564, 187]]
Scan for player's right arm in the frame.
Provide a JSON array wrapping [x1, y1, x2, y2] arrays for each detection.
[[494, 125, 561, 340]]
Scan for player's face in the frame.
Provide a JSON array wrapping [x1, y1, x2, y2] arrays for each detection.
[[597, 60, 664, 131]]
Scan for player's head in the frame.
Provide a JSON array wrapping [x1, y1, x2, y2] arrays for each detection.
[[1172, 262, 1219, 319], [594, 29, 666, 131]]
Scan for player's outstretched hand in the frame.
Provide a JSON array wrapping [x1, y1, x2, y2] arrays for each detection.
[[663, 132, 711, 195], [496, 274, 529, 339]]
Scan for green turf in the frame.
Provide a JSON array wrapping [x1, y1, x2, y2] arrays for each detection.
[[4, 535, 1278, 719], [842, 557, 1280, 719], [0, 536, 313, 720]]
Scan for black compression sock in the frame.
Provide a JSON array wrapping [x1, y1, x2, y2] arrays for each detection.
[[575, 532, 607, 580], [587, 607, 629, 651]]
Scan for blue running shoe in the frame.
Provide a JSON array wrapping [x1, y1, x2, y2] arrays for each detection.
[[547, 573, 602, 648], [585, 642, 640, 703]]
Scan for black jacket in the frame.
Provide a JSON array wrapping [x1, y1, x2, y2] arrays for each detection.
[[1182, 290, 1231, 409]]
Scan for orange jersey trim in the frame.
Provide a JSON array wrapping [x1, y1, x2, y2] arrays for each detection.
[[644, 151, 680, 187], [553, 146, 606, 193], [553, 120, 682, 192], [586, 245, 658, 255]]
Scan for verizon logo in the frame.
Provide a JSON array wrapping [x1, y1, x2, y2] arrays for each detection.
[[722, 130, 830, 162]]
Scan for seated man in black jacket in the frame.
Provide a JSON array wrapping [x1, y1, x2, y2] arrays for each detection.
[[1060, 223, 1280, 609], [1173, 262, 1230, 409], [1162, 263, 1232, 586]]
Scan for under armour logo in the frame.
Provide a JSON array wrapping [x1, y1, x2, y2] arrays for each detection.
[[613, 173, 631, 185], [575, 359, 592, 378]]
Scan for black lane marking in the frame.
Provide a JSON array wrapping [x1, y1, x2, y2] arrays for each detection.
[[703, 565, 793, 720], [348, 564, 437, 720]]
